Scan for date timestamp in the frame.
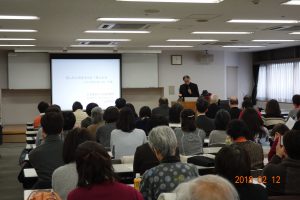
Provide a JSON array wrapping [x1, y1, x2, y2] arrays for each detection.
[[235, 176, 281, 184]]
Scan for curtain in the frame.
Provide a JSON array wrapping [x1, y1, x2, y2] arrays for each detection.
[[251, 64, 260, 105]]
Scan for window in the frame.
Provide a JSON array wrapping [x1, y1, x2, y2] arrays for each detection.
[[257, 61, 300, 102]]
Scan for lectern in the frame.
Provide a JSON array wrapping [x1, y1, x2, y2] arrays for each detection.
[[172, 97, 198, 112]]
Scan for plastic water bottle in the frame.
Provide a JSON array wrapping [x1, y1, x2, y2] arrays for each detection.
[[134, 173, 142, 191]]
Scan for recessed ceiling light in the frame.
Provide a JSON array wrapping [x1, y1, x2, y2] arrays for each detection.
[[227, 19, 299, 24], [0, 44, 36, 47], [97, 18, 178, 22], [76, 39, 131, 42], [252, 39, 296, 42], [289, 32, 300, 34], [70, 45, 117, 47], [85, 30, 150, 34], [167, 39, 218, 42], [282, 0, 300, 5], [192, 31, 253, 34], [0, 15, 39, 20], [0, 29, 37, 32], [223, 45, 265, 48], [116, 0, 223, 3], [0, 38, 36, 41], [148, 45, 194, 48]]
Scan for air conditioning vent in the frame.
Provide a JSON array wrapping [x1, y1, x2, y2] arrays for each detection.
[[79, 41, 117, 45], [98, 23, 148, 30], [264, 25, 300, 31], [201, 42, 238, 46]]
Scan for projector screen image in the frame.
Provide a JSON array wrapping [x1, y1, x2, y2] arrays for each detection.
[[51, 54, 121, 111]]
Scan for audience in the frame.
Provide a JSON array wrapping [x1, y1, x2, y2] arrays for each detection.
[[115, 98, 126, 110], [81, 103, 98, 128], [268, 124, 289, 161], [288, 94, 300, 120], [87, 107, 104, 139], [152, 97, 170, 121], [96, 106, 119, 149], [52, 128, 93, 200], [33, 101, 49, 128], [110, 107, 147, 159], [140, 126, 199, 200], [29, 112, 64, 188], [215, 145, 268, 200], [174, 109, 205, 155], [263, 99, 285, 130], [229, 96, 241, 119], [175, 175, 239, 200], [136, 106, 151, 135], [126, 103, 139, 119], [72, 101, 88, 127], [293, 120, 300, 130], [195, 97, 215, 136], [67, 141, 143, 200], [209, 109, 231, 146], [206, 94, 220, 119], [263, 130, 300, 196], [227, 120, 264, 169], [61, 111, 76, 140], [169, 103, 184, 125]]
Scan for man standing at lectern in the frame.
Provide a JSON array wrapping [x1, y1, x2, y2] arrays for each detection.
[[179, 75, 200, 98]]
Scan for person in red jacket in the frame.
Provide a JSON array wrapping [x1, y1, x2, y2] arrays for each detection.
[[67, 141, 143, 200], [268, 124, 289, 161]]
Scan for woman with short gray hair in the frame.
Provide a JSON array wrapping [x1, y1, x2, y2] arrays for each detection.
[[87, 107, 104, 139], [140, 126, 199, 200]]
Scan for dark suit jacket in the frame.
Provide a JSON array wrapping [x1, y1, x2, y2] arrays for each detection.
[[195, 115, 215, 136], [152, 105, 170, 121], [206, 103, 220, 119], [230, 107, 242, 120], [179, 82, 200, 97]]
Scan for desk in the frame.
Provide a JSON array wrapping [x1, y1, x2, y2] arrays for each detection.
[[113, 164, 134, 173], [203, 147, 221, 154], [24, 168, 37, 178], [26, 144, 36, 150], [25, 154, 29, 161]]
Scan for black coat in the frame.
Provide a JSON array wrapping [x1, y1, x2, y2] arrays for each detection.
[[179, 82, 200, 97]]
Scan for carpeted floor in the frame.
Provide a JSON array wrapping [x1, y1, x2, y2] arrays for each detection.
[[0, 143, 25, 200]]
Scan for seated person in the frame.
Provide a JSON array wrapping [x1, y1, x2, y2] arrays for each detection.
[[61, 111, 76, 141], [81, 103, 98, 128], [288, 94, 300, 120], [29, 112, 64, 188], [227, 120, 264, 169], [87, 107, 104, 139], [67, 141, 143, 200], [293, 120, 300, 130], [125, 103, 139, 120], [52, 128, 93, 200], [115, 97, 126, 110], [195, 97, 215, 136], [263, 130, 300, 196], [215, 145, 268, 200], [140, 126, 199, 200], [110, 107, 147, 159], [263, 99, 285, 130], [229, 96, 242, 120], [174, 109, 205, 155], [268, 124, 289, 161], [209, 109, 231, 146], [169, 103, 184, 127], [136, 106, 152, 135], [33, 101, 49, 128], [72, 101, 88, 127], [206, 94, 220, 119], [152, 97, 170, 121]]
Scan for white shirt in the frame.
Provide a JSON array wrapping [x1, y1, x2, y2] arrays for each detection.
[[73, 109, 88, 127]]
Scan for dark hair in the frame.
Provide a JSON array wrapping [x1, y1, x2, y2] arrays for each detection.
[[63, 128, 93, 164], [159, 97, 169, 106], [125, 103, 138, 118], [270, 124, 289, 137], [72, 101, 83, 112], [103, 106, 119, 123], [115, 98, 126, 109], [62, 111, 76, 131], [41, 112, 64, 135], [139, 106, 151, 118], [229, 98, 238, 105], [241, 108, 264, 140], [215, 145, 251, 183], [85, 103, 98, 116], [292, 121, 300, 131], [76, 141, 117, 187], [37, 101, 49, 113], [227, 120, 251, 140], [181, 109, 196, 132], [196, 97, 209, 113], [116, 107, 135, 132], [242, 100, 253, 109], [297, 110, 300, 120], [283, 130, 300, 160], [215, 109, 231, 131], [169, 103, 184, 123], [265, 99, 281, 118], [45, 105, 61, 113], [148, 116, 169, 131], [182, 75, 190, 80], [292, 94, 300, 106]]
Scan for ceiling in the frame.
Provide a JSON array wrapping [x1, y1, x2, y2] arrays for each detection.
[[1, 0, 300, 52]]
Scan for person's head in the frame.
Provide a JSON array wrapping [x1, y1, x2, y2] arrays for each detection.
[[183, 75, 191, 85], [76, 141, 116, 187], [169, 103, 184, 123], [103, 106, 119, 123], [148, 115, 169, 131], [91, 107, 103, 124], [62, 111, 76, 131], [159, 97, 169, 106], [297, 110, 300, 121], [115, 98, 126, 109], [41, 112, 64, 135], [292, 94, 300, 108], [125, 103, 138, 118], [72, 101, 83, 112], [229, 97, 238, 108], [148, 126, 177, 161], [139, 106, 151, 118], [37, 101, 49, 114], [63, 128, 93, 164], [210, 94, 219, 104], [283, 130, 300, 160], [292, 121, 300, 131], [85, 103, 98, 117], [45, 105, 61, 113], [242, 99, 253, 109], [175, 175, 239, 200], [116, 107, 135, 132], [265, 99, 281, 117], [270, 123, 289, 139], [196, 97, 209, 114], [227, 119, 251, 141], [181, 109, 197, 132], [241, 108, 264, 140], [214, 109, 231, 131]]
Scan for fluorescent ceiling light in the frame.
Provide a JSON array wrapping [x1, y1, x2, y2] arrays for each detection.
[[289, 32, 300, 34], [167, 39, 218, 42], [0, 29, 37, 32], [0, 38, 36, 41], [70, 45, 117, 47], [252, 39, 296, 42], [0, 44, 35, 47], [227, 19, 299, 24], [85, 30, 150, 34], [97, 18, 178, 22], [282, 0, 300, 5], [149, 45, 194, 48], [192, 31, 253, 34], [0, 15, 39, 20], [117, 0, 223, 3], [223, 45, 265, 48], [76, 39, 131, 42]]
